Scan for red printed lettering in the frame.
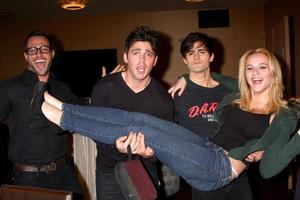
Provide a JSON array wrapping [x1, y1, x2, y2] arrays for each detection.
[[188, 102, 219, 118]]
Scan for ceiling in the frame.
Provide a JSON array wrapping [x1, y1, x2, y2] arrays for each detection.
[[0, 0, 269, 20]]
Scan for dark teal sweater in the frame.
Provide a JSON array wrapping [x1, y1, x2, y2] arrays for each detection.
[[215, 93, 299, 179]]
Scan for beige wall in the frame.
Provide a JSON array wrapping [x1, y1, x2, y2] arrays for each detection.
[[0, 7, 265, 85], [0, 7, 265, 200], [264, 0, 300, 97]]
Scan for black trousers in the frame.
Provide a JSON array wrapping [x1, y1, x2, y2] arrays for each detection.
[[96, 166, 161, 200], [13, 164, 83, 200], [96, 170, 126, 200], [191, 173, 252, 200]]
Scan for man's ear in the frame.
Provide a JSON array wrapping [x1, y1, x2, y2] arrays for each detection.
[[24, 52, 28, 62], [183, 57, 188, 65], [209, 53, 214, 62], [51, 49, 55, 58], [153, 56, 158, 67], [123, 53, 128, 64]]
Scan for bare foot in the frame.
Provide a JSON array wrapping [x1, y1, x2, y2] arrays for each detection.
[[41, 101, 63, 126], [44, 92, 63, 110]]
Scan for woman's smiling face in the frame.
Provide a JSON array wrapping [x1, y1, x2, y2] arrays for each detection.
[[245, 52, 272, 96]]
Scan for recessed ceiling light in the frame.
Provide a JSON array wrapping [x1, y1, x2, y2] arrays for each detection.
[[61, 0, 87, 10], [185, 0, 205, 2]]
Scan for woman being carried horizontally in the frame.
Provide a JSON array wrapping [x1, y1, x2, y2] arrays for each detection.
[[31, 48, 300, 191]]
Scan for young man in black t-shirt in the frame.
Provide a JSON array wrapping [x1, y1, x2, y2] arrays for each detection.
[[91, 26, 175, 200], [170, 32, 253, 200]]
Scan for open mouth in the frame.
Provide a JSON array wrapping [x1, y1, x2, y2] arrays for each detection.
[[34, 59, 47, 69], [137, 66, 146, 73], [251, 77, 263, 84]]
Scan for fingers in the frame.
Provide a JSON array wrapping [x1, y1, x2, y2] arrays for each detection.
[[102, 66, 107, 77], [124, 133, 134, 149], [116, 132, 135, 154], [145, 146, 154, 158], [141, 136, 154, 158], [133, 133, 145, 154], [115, 132, 154, 158], [168, 86, 176, 98], [130, 133, 139, 153], [178, 87, 184, 96], [168, 77, 187, 98], [140, 134, 146, 150], [110, 64, 126, 74], [116, 134, 129, 154], [168, 85, 184, 98], [245, 155, 255, 162], [135, 133, 154, 158], [253, 151, 264, 162], [245, 150, 265, 162], [117, 64, 126, 72], [245, 152, 256, 162], [116, 135, 129, 142], [177, 77, 187, 96], [111, 64, 120, 73], [130, 133, 147, 154], [124, 132, 154, 158], [102, 65, 127, 78]]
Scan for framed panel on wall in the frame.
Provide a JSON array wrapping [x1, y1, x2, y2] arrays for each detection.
[[51, 49, 117, 98]]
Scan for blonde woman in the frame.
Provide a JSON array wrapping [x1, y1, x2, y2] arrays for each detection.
[[31, 48, 299, 191]]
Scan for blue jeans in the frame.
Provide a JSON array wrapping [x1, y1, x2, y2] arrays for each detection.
[[61, 104, 233, 191]]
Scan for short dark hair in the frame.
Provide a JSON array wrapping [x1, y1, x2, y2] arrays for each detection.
[[124, 26, 159, 55], [23, 29, 52, 49], [180, 32, 214, 57]]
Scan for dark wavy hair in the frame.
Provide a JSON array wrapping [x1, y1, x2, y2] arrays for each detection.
[[180, 32, 214, 58], [23, 29, 52, 49], [124, 26, 159, 55]]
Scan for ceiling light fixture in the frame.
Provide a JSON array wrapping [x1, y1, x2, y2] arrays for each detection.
[[185, 0, 205, 2], [61, 0, 86, 10]]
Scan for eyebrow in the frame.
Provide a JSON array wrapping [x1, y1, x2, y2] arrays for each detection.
[[245, 63, 269, 67], [130, 48, 155, 54], [188, 47, 208, 52], [27, 45, 50, 48]]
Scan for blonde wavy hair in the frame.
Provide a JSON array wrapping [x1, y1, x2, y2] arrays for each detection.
[[234, 48, 287, 114]]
